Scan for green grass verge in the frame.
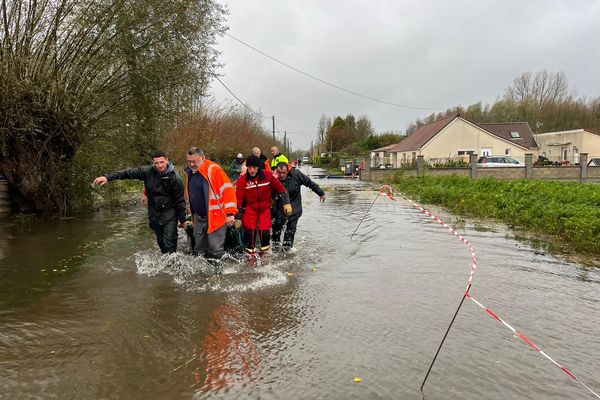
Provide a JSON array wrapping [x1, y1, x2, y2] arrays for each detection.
[[388, 174, 600, 255]]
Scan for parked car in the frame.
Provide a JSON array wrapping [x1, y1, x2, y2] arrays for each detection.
[[534, 155, 560, 166], [477, 156, 523, 167]]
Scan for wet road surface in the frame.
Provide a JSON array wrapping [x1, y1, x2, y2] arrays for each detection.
[[1, 169, 599, 399]]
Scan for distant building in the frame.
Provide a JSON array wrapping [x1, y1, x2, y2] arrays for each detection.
[[387, 115, 538, 166], [534, 129, 600, 164]]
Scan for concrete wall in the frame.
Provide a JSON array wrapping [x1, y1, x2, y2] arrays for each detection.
[[361, 154, 600, 182]]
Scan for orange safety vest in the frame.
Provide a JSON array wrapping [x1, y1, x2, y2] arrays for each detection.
[[185, 160, 238, 233]]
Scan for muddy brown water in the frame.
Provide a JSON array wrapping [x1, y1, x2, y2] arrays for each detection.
[[1, 168, 599, 399]]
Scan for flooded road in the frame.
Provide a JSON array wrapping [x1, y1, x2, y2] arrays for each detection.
[[1, 168, 599, 399]]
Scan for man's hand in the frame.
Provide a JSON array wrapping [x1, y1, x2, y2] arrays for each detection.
[[226, 215, 235, 227], [235, 219, 242, 229], [179, 221, 190, 229], [283, 204, 292, 217], [93, 176, 108, 186], [320, 195, 326, 202]]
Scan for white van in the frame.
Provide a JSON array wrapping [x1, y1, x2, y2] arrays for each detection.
[[302, 156, 309, 164]]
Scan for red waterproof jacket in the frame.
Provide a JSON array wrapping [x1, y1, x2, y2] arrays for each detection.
[[236, 169, 289, 230]]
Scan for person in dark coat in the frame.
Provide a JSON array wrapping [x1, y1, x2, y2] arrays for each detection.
[[92, 150, 187, 254], [251, 147, 271, 171], [235, 155, 291, 260], [272, 162, 325, 250], [228, 153, 244, 181]]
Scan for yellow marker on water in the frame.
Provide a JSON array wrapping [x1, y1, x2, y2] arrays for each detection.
[[353, 377, 362, 383], [287, 272, 294, 276], [311, 267, 318, 272]]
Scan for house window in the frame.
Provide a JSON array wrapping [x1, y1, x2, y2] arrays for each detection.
[[505, 148, 511, 156], [481, 148, 492, 156], [510, 131, 521, 138], [457, 150, 474, 155]]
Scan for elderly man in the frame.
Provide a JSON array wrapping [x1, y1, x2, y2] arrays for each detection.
[[272, 161, 325, 250], [92, 150, 186, 254], [251, 147, 271, 171], [183, 147, 238, 264], [269, 146, 289, 169]]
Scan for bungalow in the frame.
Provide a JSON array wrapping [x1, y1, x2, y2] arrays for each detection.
[[389, 115, 539, 166], [534, 129, 600, 165], [369, 144, 397, 168]]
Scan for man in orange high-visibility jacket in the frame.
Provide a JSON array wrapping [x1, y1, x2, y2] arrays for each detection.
[[183, 147, 238, 263]]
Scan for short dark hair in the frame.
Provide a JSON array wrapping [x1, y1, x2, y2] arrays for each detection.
[[276, 161, 289, 170], [151, 150, 168, 159], [187, 147, 205, 156]]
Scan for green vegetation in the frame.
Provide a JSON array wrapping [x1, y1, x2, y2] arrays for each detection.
[[1, 0, 227, 215], [389, 174, 600, 254]]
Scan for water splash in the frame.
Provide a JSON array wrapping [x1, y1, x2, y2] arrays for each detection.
[[134, 250, 301, 293]]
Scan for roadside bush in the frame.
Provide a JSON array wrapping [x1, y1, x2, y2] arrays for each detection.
[[389, 175, 600, 254]]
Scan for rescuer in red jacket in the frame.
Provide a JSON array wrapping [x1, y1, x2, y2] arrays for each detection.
[[235, 155, 291, 260]]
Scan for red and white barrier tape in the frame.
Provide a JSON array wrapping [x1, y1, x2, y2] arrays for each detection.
[[377, 185, 599, 399]]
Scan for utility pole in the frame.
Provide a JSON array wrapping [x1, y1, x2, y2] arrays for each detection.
[[283, 131, 287, 153], [272, 116, 275, 144], [310, 140, 313, 158]]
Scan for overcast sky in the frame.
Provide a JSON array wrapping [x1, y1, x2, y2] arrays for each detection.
[[209, 0, 600, 150]]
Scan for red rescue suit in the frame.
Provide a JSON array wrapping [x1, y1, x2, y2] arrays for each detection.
[[236, 169, 289, 230]]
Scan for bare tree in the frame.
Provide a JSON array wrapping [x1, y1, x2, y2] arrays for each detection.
[[504, 70, 573, 108]]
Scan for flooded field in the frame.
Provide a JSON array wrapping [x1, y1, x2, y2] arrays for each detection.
[[1, 168, 599, 399]]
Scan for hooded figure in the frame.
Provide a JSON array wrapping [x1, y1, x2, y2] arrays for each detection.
[[229, 153, 244, 181], [235, 155, 291, 260]]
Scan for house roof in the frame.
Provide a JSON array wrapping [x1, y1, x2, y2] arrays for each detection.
[[371, 144, 397, 152], [388, 116, 538, 152], [588, 158, 600, 166], [478, 122, 538, 149], [536, 128, 600, 138], [388, 115, 457, 152]]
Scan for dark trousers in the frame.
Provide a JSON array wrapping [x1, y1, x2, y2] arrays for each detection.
[[272, 212, 301, 249], [243, 228, 270, 254], [151, 217, 178, 254]]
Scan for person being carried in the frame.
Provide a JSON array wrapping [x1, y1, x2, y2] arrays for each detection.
[[269, 146, 289, 170], [229, 153, 244, 181], [92, 150, 186, 254], [235, 155, 291, 262], [183, 147, 237, 266], [272, 162, 325, 250]]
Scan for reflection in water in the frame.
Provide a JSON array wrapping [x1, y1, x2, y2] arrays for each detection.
[[195, 297, 260, 394]]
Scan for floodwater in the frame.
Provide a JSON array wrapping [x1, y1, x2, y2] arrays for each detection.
[[1, 167, 600, 399]]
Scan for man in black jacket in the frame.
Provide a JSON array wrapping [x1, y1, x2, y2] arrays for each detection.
[[272, 162, 325, 250], [92, 150, 187, 254]]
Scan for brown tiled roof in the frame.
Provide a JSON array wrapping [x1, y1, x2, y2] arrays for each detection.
[[479, 122, 538, 149], [388, 115, 457, 152]]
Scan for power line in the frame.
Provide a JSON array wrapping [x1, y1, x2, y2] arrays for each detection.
[[214, 75, 312, 141], [213, 75, 271, 119], [225, 32, 443, 112]]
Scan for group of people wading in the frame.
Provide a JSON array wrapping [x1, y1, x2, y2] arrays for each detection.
[[92, 145, 325, 270]]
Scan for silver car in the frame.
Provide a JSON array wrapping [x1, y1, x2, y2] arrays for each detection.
[[477, 156, 523, 167]]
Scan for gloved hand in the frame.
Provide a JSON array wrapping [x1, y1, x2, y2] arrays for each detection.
[[235, 219, 242, 229], [283, 204, 292, 217]]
